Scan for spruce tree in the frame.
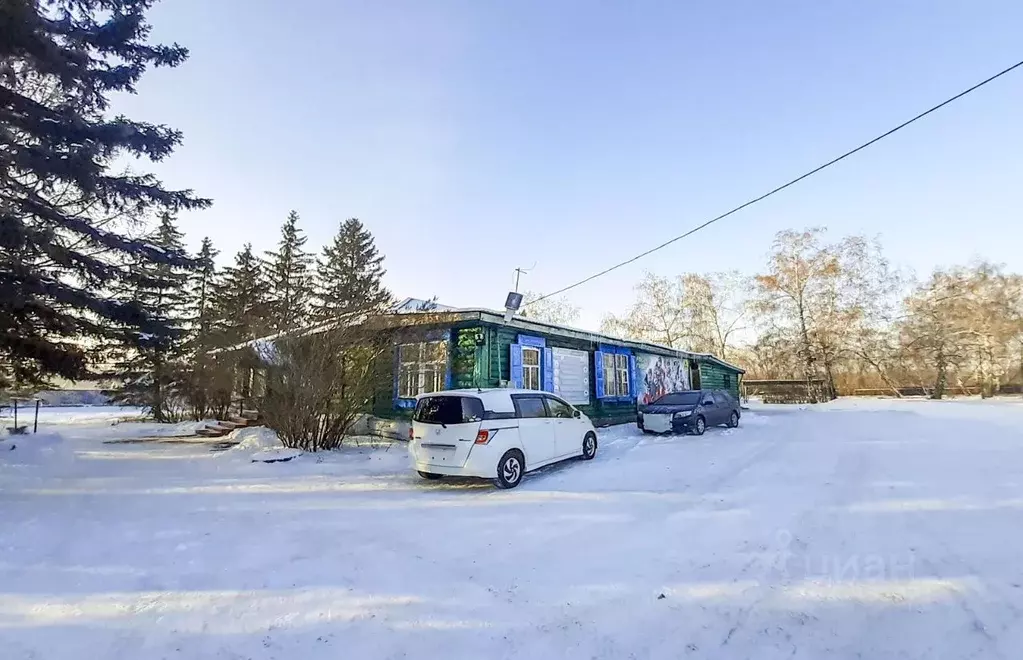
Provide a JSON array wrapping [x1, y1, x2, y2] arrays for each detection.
[[312, 219, 391, 322], [211, 244, 272, 348], [0, 0, 210, 391], [264, 211, 312, 334], [107, 213, 192, 420], [190, 237, 220, 343], [180, 237, 229, 419], [210, 243, 273, 406]]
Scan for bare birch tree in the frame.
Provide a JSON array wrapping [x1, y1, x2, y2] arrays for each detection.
[[900, 270, 971, 399], [838, 236, 906, 396], [520, 291, 581, 326], [601, 273, 689, 348], [681, 272, 750, 360], [754, 228, 841, 400]]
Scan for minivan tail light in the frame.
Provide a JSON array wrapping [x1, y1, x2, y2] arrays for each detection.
[[408, 427, 414, 441], [474, 430, 490, 444]]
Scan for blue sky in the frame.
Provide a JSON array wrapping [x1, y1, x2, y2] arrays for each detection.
[[115, 1, 1023, 330]]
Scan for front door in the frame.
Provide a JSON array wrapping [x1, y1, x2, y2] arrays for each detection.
[[511, 395, 556, 467], [544, 395, 583, 457]]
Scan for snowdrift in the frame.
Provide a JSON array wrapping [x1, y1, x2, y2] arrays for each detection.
[[0, 432, 76, 468], [219, 426, 302, 462]]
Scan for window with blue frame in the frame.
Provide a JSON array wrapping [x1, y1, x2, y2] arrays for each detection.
[[594, 345, 637, 400], [510, 335, 554, 392], [397, 341, 447, 398], [602, 352, 630, 397]]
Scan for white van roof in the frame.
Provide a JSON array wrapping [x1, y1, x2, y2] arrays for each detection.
[[416, 388, 553, 414]]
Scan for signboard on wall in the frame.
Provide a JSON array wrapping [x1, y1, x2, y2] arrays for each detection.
[[635, 354, 691, 405], [552, 347, 590, 405]]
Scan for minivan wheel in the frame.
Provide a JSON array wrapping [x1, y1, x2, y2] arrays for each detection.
[[417, 471, 443, 480], [494, 450, 525, 489], [581, 432, 597, 460], [728, 411, 740, 428], [692, 416, 706, 436]]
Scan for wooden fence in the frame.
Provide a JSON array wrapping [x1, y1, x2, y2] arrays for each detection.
[[744, 380, 1023, 402], [741, 379, 834, 404], [848, 384, 1023, 397]]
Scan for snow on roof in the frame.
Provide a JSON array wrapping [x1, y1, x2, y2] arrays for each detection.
[[412, 307, 746, 373], [230, 298, 744, 374], [391, 298, 455, 313], [385, 297, 745, 373]]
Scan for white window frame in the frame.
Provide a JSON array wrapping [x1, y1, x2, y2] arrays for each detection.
[[616, 354, 630, 397], [397, 340, 447, 398], [602, 352, 631, 398], [521, 345, 541, 390]]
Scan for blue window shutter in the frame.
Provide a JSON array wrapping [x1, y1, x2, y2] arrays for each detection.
[[628, 354, 638, 399], [542, 347, 554, 392], [594, 350, 605, 399], [510, 344, 524, 388]]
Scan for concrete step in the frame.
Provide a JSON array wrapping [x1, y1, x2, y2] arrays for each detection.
[[196, 427, 228, 438]]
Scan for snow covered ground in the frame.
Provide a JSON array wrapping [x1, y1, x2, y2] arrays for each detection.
[[1, 404, 145, 425], [3, 399, 1023, 659]]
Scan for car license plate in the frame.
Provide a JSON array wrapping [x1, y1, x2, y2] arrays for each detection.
[[643, 414, 672, 433]]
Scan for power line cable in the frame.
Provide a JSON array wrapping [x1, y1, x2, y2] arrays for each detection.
[[524, 58, 1023, 307]]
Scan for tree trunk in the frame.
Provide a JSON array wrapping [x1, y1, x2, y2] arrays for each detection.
[[796, 302, 820, 403], [153, 357, 165, 422], [821, 353, 838, 400], [866, 358, 903, 398], [932, 344, 947, 400], [979, 335, 993, 398]]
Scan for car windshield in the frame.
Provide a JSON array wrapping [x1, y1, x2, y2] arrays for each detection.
[[652, 392, 702, 406], [414, 396, 484, 424]]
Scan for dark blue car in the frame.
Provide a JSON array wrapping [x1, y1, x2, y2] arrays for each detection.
[[637, 389, 741, 435]]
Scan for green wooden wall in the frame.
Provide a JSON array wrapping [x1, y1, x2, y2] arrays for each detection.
[[470, 323, 651, 426], [370, 320, 743, 425], [697, 360, 741, 399]]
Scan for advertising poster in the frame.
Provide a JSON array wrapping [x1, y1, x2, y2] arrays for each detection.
[[635, 354, 691, 405]]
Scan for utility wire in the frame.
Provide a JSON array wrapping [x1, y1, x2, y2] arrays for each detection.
[[524, 58, 1023, 307]]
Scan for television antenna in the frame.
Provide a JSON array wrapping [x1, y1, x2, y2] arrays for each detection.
[[513, 262, 536, 293]]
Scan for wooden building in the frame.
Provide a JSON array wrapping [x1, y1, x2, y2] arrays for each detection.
[[370, 308, 744, 426]]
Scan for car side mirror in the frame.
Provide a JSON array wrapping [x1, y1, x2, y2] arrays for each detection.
[[573, 409, 581, 419], [703, 400, 714, 406]]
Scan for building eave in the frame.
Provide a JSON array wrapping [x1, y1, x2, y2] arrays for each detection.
[[382, 308, 745, 372], [234, 307, 746, 374]]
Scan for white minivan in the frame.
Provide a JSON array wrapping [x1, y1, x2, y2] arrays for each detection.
[[409, 389, 598, 488]]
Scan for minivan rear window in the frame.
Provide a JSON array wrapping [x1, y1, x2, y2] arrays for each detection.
[[414, 396, 484, 425]]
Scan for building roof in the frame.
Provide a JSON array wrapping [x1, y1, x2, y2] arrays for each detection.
[[391, 298, 455, 314], [232, 302, 745, 375]]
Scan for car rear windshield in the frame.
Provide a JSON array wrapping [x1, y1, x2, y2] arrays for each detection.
[[414, 396, 484, 425], [652, 392, 702, 405]]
